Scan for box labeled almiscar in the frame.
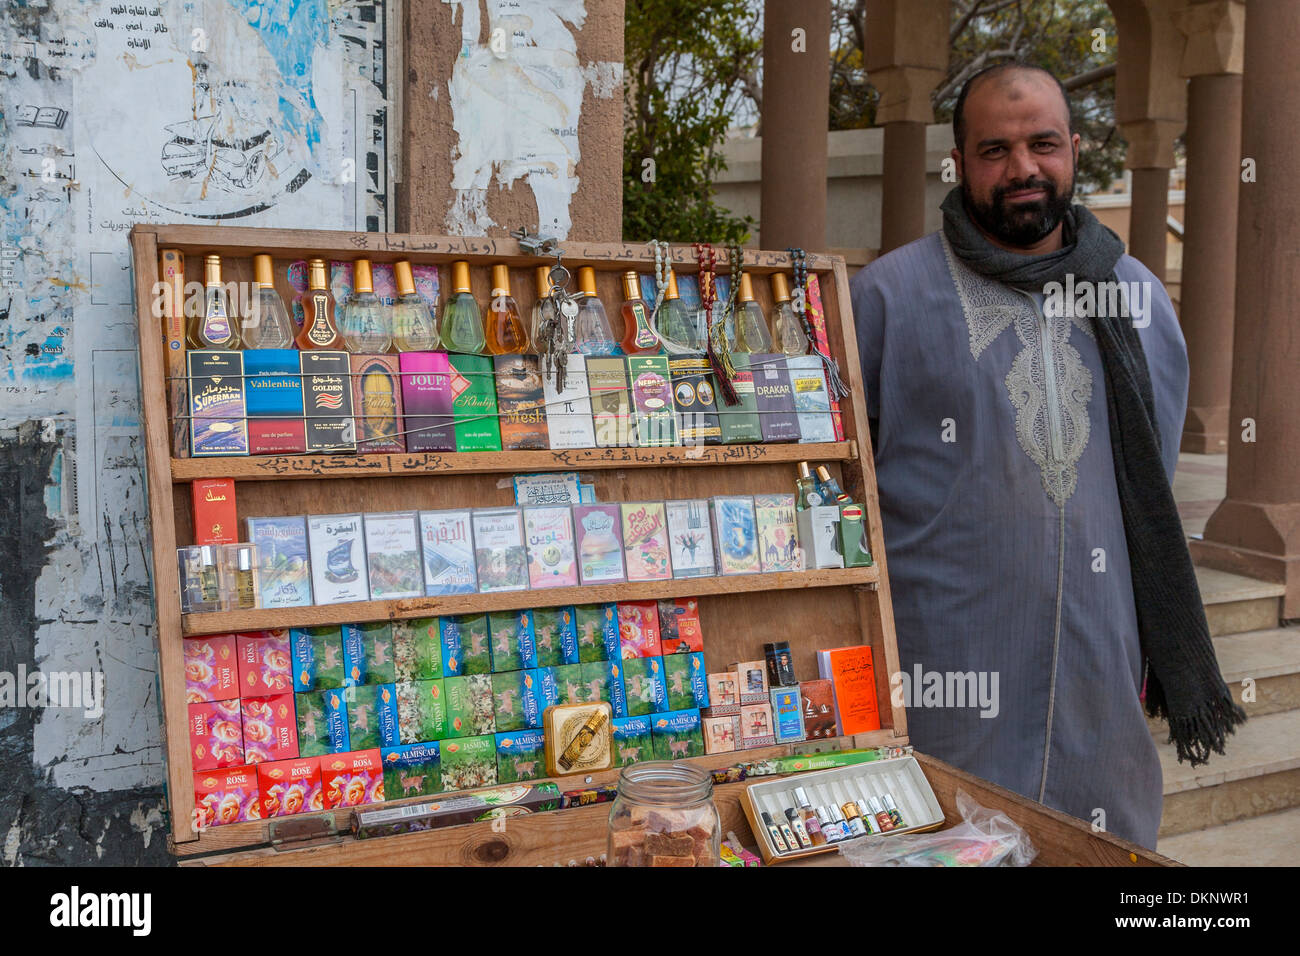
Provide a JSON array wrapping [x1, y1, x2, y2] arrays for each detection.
[[381, 741, 442, 800]]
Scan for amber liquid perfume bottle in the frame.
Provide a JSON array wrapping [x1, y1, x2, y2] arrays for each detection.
[[620, 271, 659, 355], [242, 254, 294, 349], [770, 273, 810, 356], [391, 259, 439, 351], [295, 258, 345, 350], [531, 265, 557, 352], [486, 264, 529, 355], [440, 260, 486, 354], [341, 258, 392, 353], [190, 254, 240, 349]]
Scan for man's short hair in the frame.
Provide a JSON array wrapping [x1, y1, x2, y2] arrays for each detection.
[[952, 62, 1074, 152]]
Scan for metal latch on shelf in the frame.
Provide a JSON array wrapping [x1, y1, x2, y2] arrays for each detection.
[[269, 814, 343, 851]]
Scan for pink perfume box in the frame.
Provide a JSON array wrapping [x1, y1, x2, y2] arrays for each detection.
[[616, 601, 662, 659], [193, 766, 262, 829], [320, 749, 386, 808], [240, 694, 300, 764], [184, 635, 239, 703], [237, 630, 294, 695], [188, 698, 245, 771], [257, 756, 324, 818]]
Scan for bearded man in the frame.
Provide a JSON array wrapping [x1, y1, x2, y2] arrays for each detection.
[[850, 63, 1243, 849]]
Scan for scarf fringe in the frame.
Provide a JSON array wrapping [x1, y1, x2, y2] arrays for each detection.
[[1145, 677, 1247, 767]]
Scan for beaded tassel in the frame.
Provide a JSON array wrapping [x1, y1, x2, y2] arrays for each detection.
[[787, 247, 850, 399], [697, 242, 739, 406]]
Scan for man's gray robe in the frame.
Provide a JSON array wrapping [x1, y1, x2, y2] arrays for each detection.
[[850, 231, 1188, 849]]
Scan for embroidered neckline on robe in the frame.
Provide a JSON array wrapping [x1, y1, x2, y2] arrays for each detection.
[[939, 234, 1093, 507]]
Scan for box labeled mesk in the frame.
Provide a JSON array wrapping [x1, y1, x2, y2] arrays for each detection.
[[381, 741, 442, 800], [191, 478, 238, 546], [650, 709, 704, 760]]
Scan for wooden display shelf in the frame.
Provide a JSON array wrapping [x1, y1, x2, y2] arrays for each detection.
[[181, 566, 879, 637], [170, 441, 856, 482]]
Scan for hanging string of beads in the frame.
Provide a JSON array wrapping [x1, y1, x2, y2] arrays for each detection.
[[787, 246, 850, 398], [696, 242, 739, 405]]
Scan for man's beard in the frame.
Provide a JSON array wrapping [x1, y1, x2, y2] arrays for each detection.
[[962, 173, 1074, 247]]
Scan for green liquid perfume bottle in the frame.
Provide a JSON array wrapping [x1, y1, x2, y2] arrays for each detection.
[[654, 267, 701, 353], [341, 258, 393, 353], [440, 260, 486, 354]]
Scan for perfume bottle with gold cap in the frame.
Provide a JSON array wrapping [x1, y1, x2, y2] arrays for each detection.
[[575, 266, 618, 355], [241, 254, 294, 349], [770, 273, 809, 356], [619, 270, 659, 355], [531, 265, 557, 352], [295, 258, 345, 350], [653, 266, 701, 352], [486, 264, 529, 354], [190, 254, 240, 349], [391, 259, 438, 351], [340, 258, 392, 353], [439, 260, 486, 354], [731, 273, 773, 353]]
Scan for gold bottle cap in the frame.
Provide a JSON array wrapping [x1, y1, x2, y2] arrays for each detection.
[[204, 254, 222, 286], [816, 465, 832, 482], [578, 266, 598, 297], [307, 258, 329, 290], [252, 253, 274, 288], [771, 273, 792, 302], [451, 260, 472, 294], [665, 267, 680, 300], [621, 271, 641, 301], [491, 264, 511, 297], [535, 265, 553, 297], [798, 461, 812, 479], [354, 258, 374, 294], [739, 272, 756, 302], [394, 260, 416, 296]]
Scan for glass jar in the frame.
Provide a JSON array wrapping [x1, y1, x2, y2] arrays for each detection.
[[607, 761, 721, 867]]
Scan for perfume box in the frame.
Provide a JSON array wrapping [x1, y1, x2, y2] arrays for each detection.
[[188, 349, 249, 457], [448, 352, 502, 452], [524, 667, 561, 729], [396, 678, 447, 743], [243, 349, 304, 449], [357, 621, 396, 684], [471, 508, 528, 593], [606, 659, 629, 718], [496, 728, 547, 783], [381, 741, 442, 800], [574, 603, 616, 663], [668, 353, 722, 445], [611, 715, 652, 766], [291, 626, 345, 692], [704, 672, 741, 716], [806, 274, 845, 441], [621, 656, 668, 717], [513, 472, 581, 507], [258, 756, 323, 818], [739, 702, 776, 749], [531, 606, 578, 667], [440, 613, 492, 676], [494, 354, 549, 450], [799, 678, 840, 740], [751, 354, 802, 443], [418, 509, 477, 596], [439, 735, 498, 792], [627, 355, 678, 447], [769, 685, 806, 744], [797, 505, 844, 570], [719, 352, 763, 444], [543, 353, 597, 449], [588, 356, 635, 447], [320, 749, 385, 809], [710, 495, 760, 575], [300, 350, 356, 454], [393, 618, 442, 682], [657, 597, 704, 654], [839, 502, 873, 568], [524, 505, 578, 589], [621, 502, 672, 582], [665, 499, 716, 578], [363, 511, 423, 600], [241, 693, 301, 763], [399, 350, 456, 452], [183, 635, 239, 703], [307, 513, 369, 604], [296, 687, 350, 757], [188, 698, 244, 771], [248, 420, 307, 456], [650, 709, 704, 760], [341, 622, 367, 686], [191, 478, 237, 546], [236, 630, 294, 695], [488, 609, 537, 673], [703, 714, 740, 755], [615, 601, 662, 658], [245, 515, 312, 609], [492, 670, 534, 733], [345, 683, 400, 750], [734, 659, 769, 706], [193, 766, 260, 828], [552, 663, 585, 705], [573, 503, 625, 585], [663, 652, 709, 712], [444, 674, 496, 739], [754, 493, 802, 572], [786, 355, 835, 443], [351, 354, 406, 454]]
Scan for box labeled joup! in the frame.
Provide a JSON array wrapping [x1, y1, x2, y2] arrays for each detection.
[[650, 709, 704, 760], [381, 741, 442, 800], [258, 756, 323, 818], [320, 750, 385, 808]]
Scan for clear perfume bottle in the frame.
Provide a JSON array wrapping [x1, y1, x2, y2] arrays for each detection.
[[770, 273, 810, 356], [242, 254, 294, 349], [486, 264, 530, 355], [341, 258, 392, 353], [575, 266, 618, 356], [732, 273, 773, 353], [221, 543, 260, 611], [531, 265, 558, 352], [189, 254, 240, 349], [440, 260, 486, 354], [653, 267, 700, 352], [391, 259, 439, 351]]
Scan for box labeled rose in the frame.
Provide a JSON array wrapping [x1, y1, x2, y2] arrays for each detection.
[[258, 756, 323, 818], [615, 601, 662, 658], [188, 699, 244, 771], [193, 766, 261, 829]]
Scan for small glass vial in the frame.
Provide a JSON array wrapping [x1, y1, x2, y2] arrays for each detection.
[[222, 543, 260, 611], [761, 810, 790, 853], [869, 796, 895, 832], [242, 254, 295, 349], [794, 787, 827, 846], [531, 265, 558, 352], [841, 801, 869, 838], [817, 806, 844, 842], [178, 546, 223, 613], [816, 464, 849, 503], [796, 461, 825, 510], [882, 793, 905, 828], [784, 806, 812, 849]]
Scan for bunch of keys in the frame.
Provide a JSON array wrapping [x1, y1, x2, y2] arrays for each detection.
[[512, 227, 579, 390]]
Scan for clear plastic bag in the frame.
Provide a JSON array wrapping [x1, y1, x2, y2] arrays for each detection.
[[838, 789, 1037, 867]]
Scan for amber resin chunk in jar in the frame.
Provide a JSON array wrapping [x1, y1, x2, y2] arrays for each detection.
[[607, 761, 721, 867]]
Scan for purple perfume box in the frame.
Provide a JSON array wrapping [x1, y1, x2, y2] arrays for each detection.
[[400, 352, 456, 452]]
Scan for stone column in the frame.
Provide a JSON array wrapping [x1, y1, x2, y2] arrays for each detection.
[[760, 0, 831, 250], [865, 0, 948, 254], [1176, 0, 1245, 453], [1192, 0, 1300, 618]]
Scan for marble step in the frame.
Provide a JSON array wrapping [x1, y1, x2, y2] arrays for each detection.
[[1195, 567, 1285, 637], [1158, 805, 1300, 866]]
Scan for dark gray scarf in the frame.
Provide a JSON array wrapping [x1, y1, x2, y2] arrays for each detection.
[[941, 185, 1245, 766]]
